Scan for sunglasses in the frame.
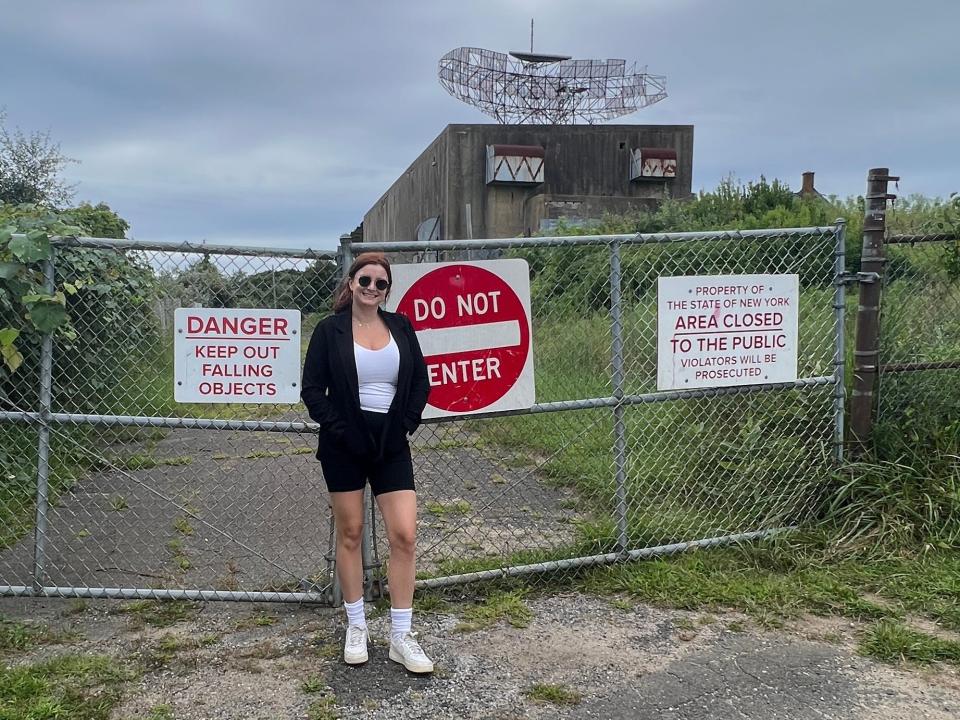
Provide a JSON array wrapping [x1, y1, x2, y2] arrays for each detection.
[[356, 275, 390, 291]]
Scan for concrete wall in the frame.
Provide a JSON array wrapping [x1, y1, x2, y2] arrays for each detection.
[[363, 130, 448, 245], [363, 123, 694, 242]]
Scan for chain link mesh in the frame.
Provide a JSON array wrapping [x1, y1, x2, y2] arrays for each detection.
[[2, 246, 339, 599], [371, 229, 840, 585], [877, 235, 960, 445], [2, 229, 841, 599]]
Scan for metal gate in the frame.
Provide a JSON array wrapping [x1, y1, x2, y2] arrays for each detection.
[[0, 223, 845, 602]]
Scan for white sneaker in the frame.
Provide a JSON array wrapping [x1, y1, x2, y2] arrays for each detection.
[[389, 631, 434, 673], [343, 625, 368, 665]]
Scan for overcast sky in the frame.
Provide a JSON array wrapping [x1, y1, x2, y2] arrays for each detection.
[[3, 0, 958, 250]]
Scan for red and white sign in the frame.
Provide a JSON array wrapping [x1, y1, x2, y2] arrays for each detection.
[[174, 308, 302, 403], [657, 274, 799, 391], [387, 260, 535, 418]]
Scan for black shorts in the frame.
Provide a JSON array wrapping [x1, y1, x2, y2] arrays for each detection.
[[319, 411, 415, 496]]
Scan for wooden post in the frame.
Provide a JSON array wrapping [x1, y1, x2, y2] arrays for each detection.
[[849, 168, 898, 456]]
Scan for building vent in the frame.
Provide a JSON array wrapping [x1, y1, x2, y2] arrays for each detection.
[[486, 144, 545, 185], [630, 147, 677, 180]]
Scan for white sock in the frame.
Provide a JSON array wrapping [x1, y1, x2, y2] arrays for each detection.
[[390, 607, 412, 641], [344, 598, 366, 629]]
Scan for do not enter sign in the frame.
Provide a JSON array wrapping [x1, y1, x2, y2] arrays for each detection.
[[387, 259, 535, 418]]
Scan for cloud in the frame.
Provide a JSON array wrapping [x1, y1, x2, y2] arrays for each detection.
[[2, 0, 957, 247]]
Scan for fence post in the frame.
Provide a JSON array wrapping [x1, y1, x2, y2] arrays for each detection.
[[325, 235, 356, 607], [849, 168, 898, 456], [32, 253, 56, 593], [609, 241, 630, 553], [833, 219, 847, 464], [337, 233, 353, 278]]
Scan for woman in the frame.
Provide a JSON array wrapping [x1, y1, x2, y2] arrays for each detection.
[[301, 252, 433, 673]]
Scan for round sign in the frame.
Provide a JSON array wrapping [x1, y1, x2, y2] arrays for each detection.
[[396, 264, 531, 413]]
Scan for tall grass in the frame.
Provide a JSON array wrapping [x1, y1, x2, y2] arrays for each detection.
[[482, 179, 960, 556], [478, 287, 838, 551]]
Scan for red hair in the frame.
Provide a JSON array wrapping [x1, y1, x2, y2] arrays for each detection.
[[332, 252, 393, 313]]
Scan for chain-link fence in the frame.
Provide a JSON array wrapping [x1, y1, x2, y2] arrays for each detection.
[[1, 226, 844, 602], [351, 225, 845, 590], [875, 233, 960, 451], [1, 238, 340, 602]]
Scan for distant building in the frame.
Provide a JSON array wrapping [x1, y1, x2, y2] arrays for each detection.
[[796, 171, 825, 200], [359, 123, 694, 243]]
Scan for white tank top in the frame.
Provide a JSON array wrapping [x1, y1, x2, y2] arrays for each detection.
[[354, 334, 399, 413]]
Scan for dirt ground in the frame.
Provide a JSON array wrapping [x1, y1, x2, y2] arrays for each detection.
[[4, 421, 959, 718], [4, 592, 960, 720]]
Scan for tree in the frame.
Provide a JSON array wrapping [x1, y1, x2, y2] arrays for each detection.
[[65, 202, 129, 239], [0, 110, 76, 207]]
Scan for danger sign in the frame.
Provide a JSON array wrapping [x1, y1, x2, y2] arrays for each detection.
[[657, 274, 799, 391], [387, 260, 535, 418], [173, 308, 302, 403]]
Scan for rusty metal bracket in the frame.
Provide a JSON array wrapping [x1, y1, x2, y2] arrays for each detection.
[[835, 271, 880, 286]]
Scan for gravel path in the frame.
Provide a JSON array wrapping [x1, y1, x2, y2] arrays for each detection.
[[3, 593, 959, 719]]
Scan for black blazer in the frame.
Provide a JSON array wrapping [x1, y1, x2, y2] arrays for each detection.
[[301, 308, 430, 460]]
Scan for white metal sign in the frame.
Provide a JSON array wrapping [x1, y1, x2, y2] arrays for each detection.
[[657, 274, 799, 391], [174, 308, 302, 403], [386, 259, 535, 419]]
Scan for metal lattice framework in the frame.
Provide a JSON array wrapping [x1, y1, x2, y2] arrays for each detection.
[[438, 46, 667, 124]]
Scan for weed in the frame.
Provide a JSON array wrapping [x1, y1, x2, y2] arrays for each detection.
[[173, 517, 194, 536], [0, 616, 70, 655], [860, 619, 960, 666], [456, 589, 533, 632], [109, 494, 129, 512], [307, 693, 339, 720], [525, 683, 582, 705], [237, 640, 288, 660], [142, 633, 201, 669], [165, 535, 191, 572], [673, 617, 696, 631], [146, 705, 175, 720], [234, 612, 278, 629], [425, 499, 472, 517], [65, 600, 89, 616], [415, 591, 452, 615], [310, 636, 340, 661], [0, 654, 135, 719], [301, 675, 326, 694], [116, 454, 158, 471], [117, 600, 198, 628], [217, 571, 240, 591], [242, 450, 283, 459]]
